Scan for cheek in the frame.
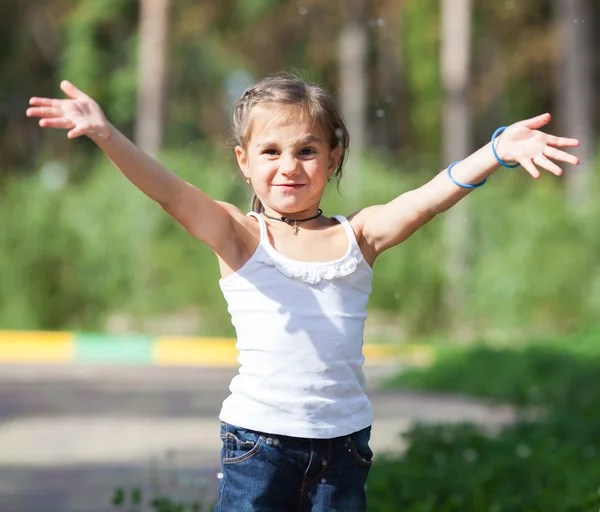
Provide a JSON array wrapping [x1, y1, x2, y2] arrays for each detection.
[[306, 159, 328, 179]]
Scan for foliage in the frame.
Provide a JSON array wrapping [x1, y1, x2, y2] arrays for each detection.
[[4, 0, 596, 172], [1, 0, 599, 337], [370, 334, 600, 511], [1, 151, 599, 337], [386, 330, 600, 407], [367, 417, 600, 511], [112, 486, 211, 512]]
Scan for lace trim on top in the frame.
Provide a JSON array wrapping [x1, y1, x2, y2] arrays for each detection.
[[247, 212, 371, 284]]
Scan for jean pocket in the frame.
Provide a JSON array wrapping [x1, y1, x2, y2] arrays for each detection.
[[222, 427, 265, 464], [346, 428, 373, 467]]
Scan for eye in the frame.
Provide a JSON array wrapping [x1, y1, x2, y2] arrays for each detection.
[[262, 148, 279, 156], [299, 147, 317, 156]]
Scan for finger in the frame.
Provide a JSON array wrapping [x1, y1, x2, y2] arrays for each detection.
[[545, 135, 580, 148], [29, 97, 64, 108], [39, 118, 75, 130], [60, 80, 90, 102], [533, 154, 562, 176], [522, 113, 551, 130], [26, 106, 63, 118], [543, 146, 580, 165], [520, 159, 541, 179]]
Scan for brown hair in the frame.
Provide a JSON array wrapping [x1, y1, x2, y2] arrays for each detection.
[[232, 73, 350, 213]]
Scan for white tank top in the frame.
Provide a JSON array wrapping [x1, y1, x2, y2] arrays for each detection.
[[218, 212, 374, 438]]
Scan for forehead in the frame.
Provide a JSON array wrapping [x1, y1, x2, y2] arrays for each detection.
[[248, 104, 326, 144]]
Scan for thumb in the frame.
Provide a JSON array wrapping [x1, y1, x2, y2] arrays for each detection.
[[60, 80, 89, 101], [523, 112, 551, 130]]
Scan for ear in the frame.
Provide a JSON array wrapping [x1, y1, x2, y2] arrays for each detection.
[[328, 145, 342, 175], [235, 146, 249, 179]]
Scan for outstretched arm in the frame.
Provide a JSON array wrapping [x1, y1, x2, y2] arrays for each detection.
[[357, 113, 580, 257], [27, 81, 241, 253]]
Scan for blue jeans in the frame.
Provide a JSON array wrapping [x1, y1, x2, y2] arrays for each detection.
[[214, 421, 373, 512]]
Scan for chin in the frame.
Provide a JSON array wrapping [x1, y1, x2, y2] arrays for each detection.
[[268, 200, 305, 214]]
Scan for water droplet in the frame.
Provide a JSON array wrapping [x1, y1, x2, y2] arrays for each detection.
[[321, 460, 327, 466], [516, 444, 531, 458], [376, 109, 386, 118], [462, 448, 478, 463], [217, 472, 224, 479], [273, 438, 280, 446], [321, 478, 327, 484], [369, 18, 386, 28], [335, 127, 344, 140], [298, 5, 308, 15], [40, 161, 68, 191], [394, 292, 400, 300]]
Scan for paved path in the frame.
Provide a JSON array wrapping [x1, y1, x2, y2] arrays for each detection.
[[0, 364, 515, 512]]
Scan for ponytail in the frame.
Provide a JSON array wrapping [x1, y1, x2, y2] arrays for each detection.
[[251, 194, 264, 213]]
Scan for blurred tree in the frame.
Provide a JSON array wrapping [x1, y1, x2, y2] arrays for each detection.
[[135, 0, 170, 154], [0, 0, 69, 174], [371, 1, 405, 153], [338, 0, 368, 199], [441, 0, 473, 333], [554, 0, 596, 210]]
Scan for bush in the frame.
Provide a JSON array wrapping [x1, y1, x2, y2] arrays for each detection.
[[2, 150, 600, 339], [369, 334, 600, 511]]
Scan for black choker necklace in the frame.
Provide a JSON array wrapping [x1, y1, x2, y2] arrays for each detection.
[[262, 209, 323, 235]]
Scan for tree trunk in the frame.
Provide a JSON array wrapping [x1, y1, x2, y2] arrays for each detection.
[[554, 0, 595, 210], [373, 2, 404, 153], [441, 0, 473, 335], [135, 0, 170, 155], [338, 0, 368, 203]]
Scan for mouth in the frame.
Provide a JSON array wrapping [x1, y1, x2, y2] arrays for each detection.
[[274, 184, 305, 189]]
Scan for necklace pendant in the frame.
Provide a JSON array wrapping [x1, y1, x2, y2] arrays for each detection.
[[293, 222, 299, 235]]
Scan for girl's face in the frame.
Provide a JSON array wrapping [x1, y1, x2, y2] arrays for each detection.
[[235, 105, 341, 216]]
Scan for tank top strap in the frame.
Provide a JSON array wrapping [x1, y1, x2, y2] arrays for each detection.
[[331, 215, 360, 250], [247, 211, 268, 244]]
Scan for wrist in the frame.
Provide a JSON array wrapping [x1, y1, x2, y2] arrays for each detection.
[[88, 121, 112, 142], [491, 126, 519, 168]]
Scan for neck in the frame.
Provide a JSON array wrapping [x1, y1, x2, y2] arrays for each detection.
[[262, 207, 321, 221]]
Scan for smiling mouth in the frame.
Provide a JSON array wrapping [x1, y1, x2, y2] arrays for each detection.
[[275, 184, 305, 188]]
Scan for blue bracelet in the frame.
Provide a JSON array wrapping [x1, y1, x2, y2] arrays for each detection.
[[491, 126, 520, 168], [446, 160, 487, 189]]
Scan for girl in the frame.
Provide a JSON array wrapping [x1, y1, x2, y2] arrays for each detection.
[[27, 75, 579, 511]]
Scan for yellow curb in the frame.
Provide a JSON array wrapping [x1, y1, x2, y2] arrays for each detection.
[[154, 337, 239, 367], [154, 337, 434, 367], [393, 344, 436, 367], [0, 331, 74, 362]]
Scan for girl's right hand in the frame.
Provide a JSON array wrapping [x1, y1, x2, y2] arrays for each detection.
[[26, 80, 111, 140]]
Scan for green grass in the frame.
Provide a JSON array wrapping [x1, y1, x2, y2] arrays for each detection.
[[366, 331, 600, 511], [386, 329, 600, 408]]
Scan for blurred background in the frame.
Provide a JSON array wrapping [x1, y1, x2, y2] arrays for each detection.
[[1, 0, 599, 341], [1, 0, 600, 511]]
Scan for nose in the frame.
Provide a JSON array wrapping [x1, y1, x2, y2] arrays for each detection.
[[279, 153, 299, 176]]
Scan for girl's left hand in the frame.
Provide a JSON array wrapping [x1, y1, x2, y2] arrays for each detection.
[[495, 113, 580, 178]]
